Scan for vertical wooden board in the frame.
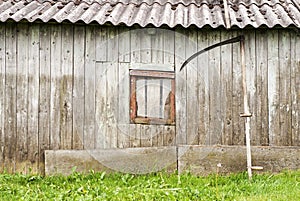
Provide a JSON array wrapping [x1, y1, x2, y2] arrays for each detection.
[[220, 31, 233, 145], [50, 24, 61, 150], [291, 33, 300, 146], [136, 79, 146, 116], [267, 30, 280, 145], [163, 29, 175, 65], [84, 25, 96, 149], [186, 30, 199, 145], [255, 30, 269, 145], [73, 25, 85, 150], [231, 30, 244, 145], [129, 124, 141, 147], [95, 26, 107, 62], [0, 24, 5, 170], [156, 125, 164, 146], [244, 33, 257, 145], [130, 29, 141, 63], [175, 28, 187, 145], [60, 24, 73, 149], [151, 29, 164, 64], [118, 27, 130, 62], [27, 24, 40, 172], [140, 30, 151, 64], [38, 24, 51, 174], [95, 62, 107, 149], [278, 31, 292, 146], [107, 27, 118, 62], [208, 31, 222, 145], [117, 62, 130, 148], [197, 30, 209, 145], [4, 23, 17, 172], [140, 125, 152, 147], [164, 125, 176, 146], [147, 79, 160, 118], [16, 23, 29, 173], [106, 63, 118, 148]]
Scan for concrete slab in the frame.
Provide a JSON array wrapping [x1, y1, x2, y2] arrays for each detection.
[[45, 147, 177, 176], [178, 145, 300, 175]]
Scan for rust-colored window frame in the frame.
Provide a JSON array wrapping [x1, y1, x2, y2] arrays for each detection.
[[130, 69, 175, 125]]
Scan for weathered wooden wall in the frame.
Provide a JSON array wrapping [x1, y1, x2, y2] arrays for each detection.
[[0, 22, 299, 174]]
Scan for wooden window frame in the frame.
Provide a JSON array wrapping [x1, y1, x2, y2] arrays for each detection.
[[130, 70, 175, 125]]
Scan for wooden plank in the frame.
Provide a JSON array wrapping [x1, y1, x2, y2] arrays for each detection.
[[208, 30, 222, 145], [60, 24, 73, 149], [4, 23, 17, 172], [278, 31, 292, 146], [231, 30, 244, 145], [95, 62, 107, 149], [38, 24, 51, 174], [50, 24, 62, 150], [151, 29, 164, 64], [140, 30, 151, 64], [140, 125, 152, 147], [0, 23, 5, 171], [244, 33, 257, 145], [163, 29, 175, 65], [220, 31, 233, 145], [107, 27, 118, 62], [197, 30, 209, 145], [255, 30, 269, 145], [130, 70, 175, 78], [291, 32, 300, 146], [130, 29, 141, 63], [95, 26, 107, 62], [164, 126, 176, 146], [27, 24, 40, 172], [84, 25, 96, 149], [118, 27, 130, 62], [186, 30, 199, 145], [72, 25, 85, 150], [117, 62, 130, 148], [106, 62, 118, 148], [129, 124, 141, 147], [267, 30, 280, 145], [16, 23, 29, 173], [147, 78, 161, 119], [175, 28, 187, 145]]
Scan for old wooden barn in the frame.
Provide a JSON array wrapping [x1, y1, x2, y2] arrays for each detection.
[[0, 0, 299, 175]]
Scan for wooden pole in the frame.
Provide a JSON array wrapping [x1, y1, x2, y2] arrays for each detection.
[[240, 36, 252, 180]]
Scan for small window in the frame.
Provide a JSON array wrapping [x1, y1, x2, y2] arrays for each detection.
[[130, 70, 175, 125]]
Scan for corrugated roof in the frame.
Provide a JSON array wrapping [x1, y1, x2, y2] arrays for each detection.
[[0, 0, 299, 28]]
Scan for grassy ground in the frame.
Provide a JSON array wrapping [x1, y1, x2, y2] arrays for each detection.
[[0, 170, 299, 200]]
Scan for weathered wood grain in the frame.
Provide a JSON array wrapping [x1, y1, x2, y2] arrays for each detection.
[[38, 24, 51, 174], [95, 62, 107, 149], [84, 26, 96, 149], [117, 63, 130, 148], [208, 31, 222, 145], [96, 26, 107, 62], [186, 30, 199, 145], [16, 23, 29, 173], [220, 31, 233, 145], [118, 27, 130, 62], [0, 23, 5, 171], [60, 24, 73, 149], [255, 30, 269, 145], [291, 32, 300, 146], [50, 24, 62, 150], [267, 30, 280, 145], [197, 30, 209, 145], [175, 28, 187, 145], [4, 23, 17, 172], [72, 25, 85, 150], [278, 31, 292, 146], [231, 30, 244, 145], [27, 24, 40, 172]]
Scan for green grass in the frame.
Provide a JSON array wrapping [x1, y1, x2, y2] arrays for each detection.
[[0, 170, 299, 200]]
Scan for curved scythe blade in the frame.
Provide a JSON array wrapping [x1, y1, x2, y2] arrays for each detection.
[[179, 35, 244, 71]]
